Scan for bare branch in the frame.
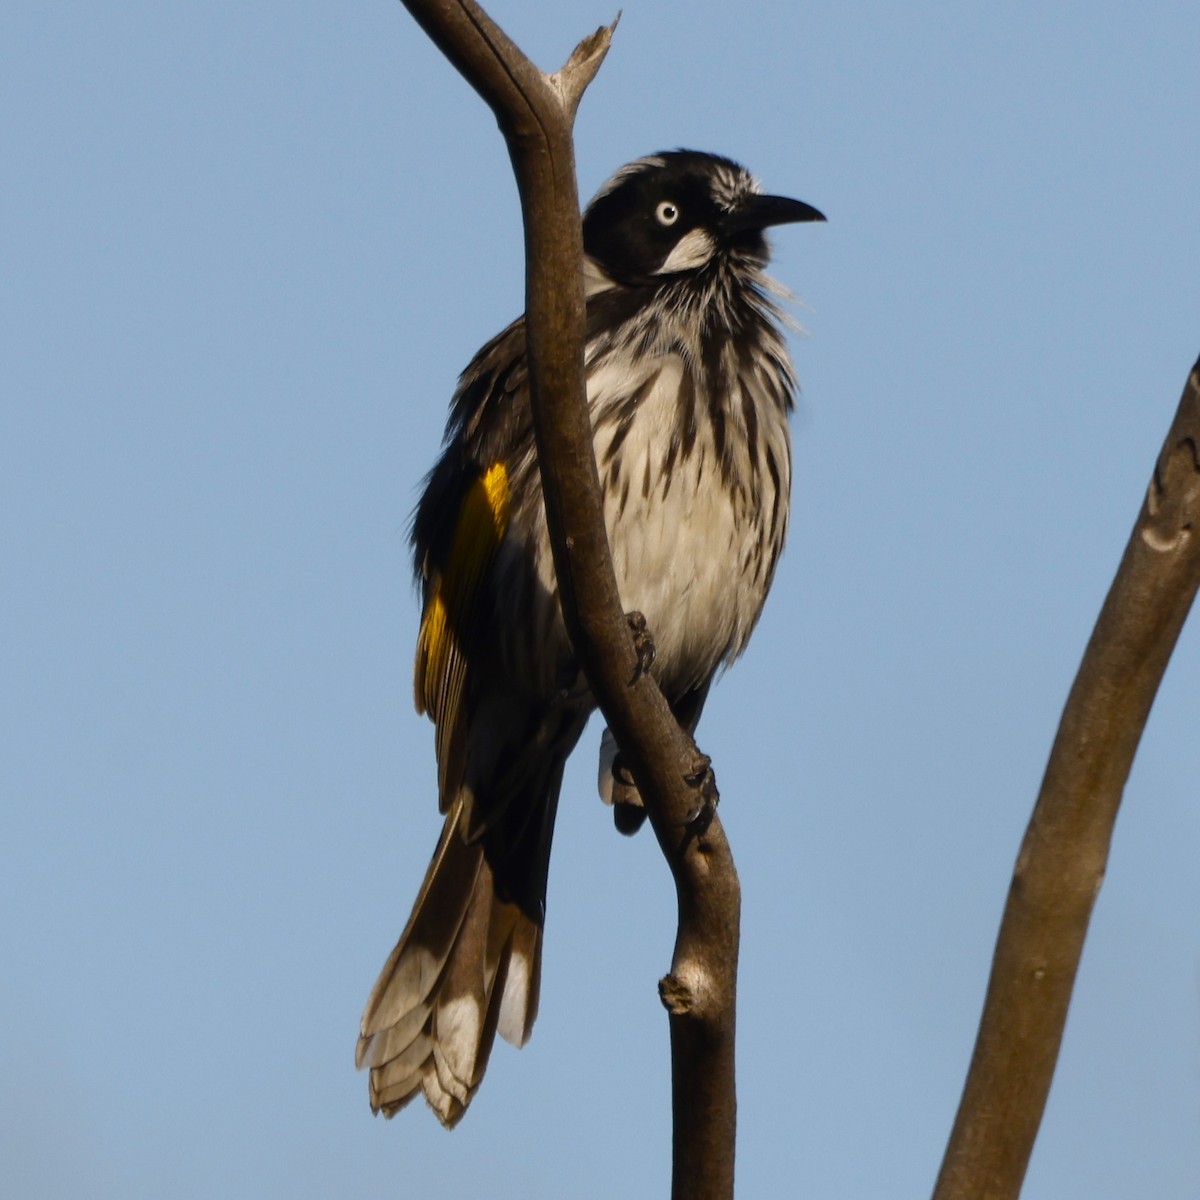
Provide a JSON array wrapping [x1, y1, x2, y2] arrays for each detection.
[[932, 356, 1200, 1200], [398, 4, 741, 1196]]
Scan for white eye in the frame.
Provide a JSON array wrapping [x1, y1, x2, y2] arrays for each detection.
[[655, 200, 679, 226]]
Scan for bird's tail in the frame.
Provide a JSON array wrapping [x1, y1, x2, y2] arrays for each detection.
[[356, 796, 542, 1128]]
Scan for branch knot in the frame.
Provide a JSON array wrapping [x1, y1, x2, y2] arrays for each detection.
[[1143, 434, 1200, 552]]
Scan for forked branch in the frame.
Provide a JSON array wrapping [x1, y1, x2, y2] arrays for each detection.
[[398, 4, 742, 1198]]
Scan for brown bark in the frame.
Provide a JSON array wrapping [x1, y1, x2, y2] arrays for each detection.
[[932, 357, 1200, 1199], [397, 5, 741, 1197]]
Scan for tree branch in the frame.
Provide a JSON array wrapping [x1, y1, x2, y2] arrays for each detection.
[[397, 4, 742, 1197], [932, 356, 1200, 1200]]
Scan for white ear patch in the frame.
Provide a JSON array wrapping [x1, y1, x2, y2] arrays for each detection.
[[655, 227, 716, 274]]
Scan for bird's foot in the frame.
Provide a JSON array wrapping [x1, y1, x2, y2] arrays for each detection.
[[625, 611, 656, 685], [682, 752, 719, 838]]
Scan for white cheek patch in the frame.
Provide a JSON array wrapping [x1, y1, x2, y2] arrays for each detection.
[[655, 227, 716, 274]]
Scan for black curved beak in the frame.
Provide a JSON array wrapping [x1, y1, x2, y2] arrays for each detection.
[[722, 193, 826, 235]]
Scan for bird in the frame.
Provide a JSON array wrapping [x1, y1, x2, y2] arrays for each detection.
[[356, 149, 823, 1126]]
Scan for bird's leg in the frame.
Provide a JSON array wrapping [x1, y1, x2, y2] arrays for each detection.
[[624, 610, 656, 685], [607, 612, 657, 835]]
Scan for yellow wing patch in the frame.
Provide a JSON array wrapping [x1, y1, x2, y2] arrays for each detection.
[[414, 463, 510, 796]]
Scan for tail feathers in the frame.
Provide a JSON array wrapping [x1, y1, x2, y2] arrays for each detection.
[[357, 803, 542, 1128]]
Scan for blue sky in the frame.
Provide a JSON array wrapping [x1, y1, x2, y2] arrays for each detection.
[[3, 2, 1199, 1196]]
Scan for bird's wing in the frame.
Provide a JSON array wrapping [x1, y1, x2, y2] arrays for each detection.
[[413, 459, 511, 809], [411, 318, 534, 812]]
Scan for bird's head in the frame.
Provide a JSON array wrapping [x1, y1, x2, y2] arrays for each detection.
[[582, 150, 824, 288]]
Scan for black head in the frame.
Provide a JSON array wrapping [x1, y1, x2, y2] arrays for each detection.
[[582, 150, 824, 287]]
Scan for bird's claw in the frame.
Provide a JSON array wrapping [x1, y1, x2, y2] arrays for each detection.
[[625, 611, 656, 685], [682, 753, 719, 838]]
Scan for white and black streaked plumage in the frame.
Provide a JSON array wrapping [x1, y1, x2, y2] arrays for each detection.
[[357, 150, 823, 1126]]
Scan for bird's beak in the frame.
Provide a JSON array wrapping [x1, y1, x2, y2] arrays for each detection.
[[722, 193, 826, 234]]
